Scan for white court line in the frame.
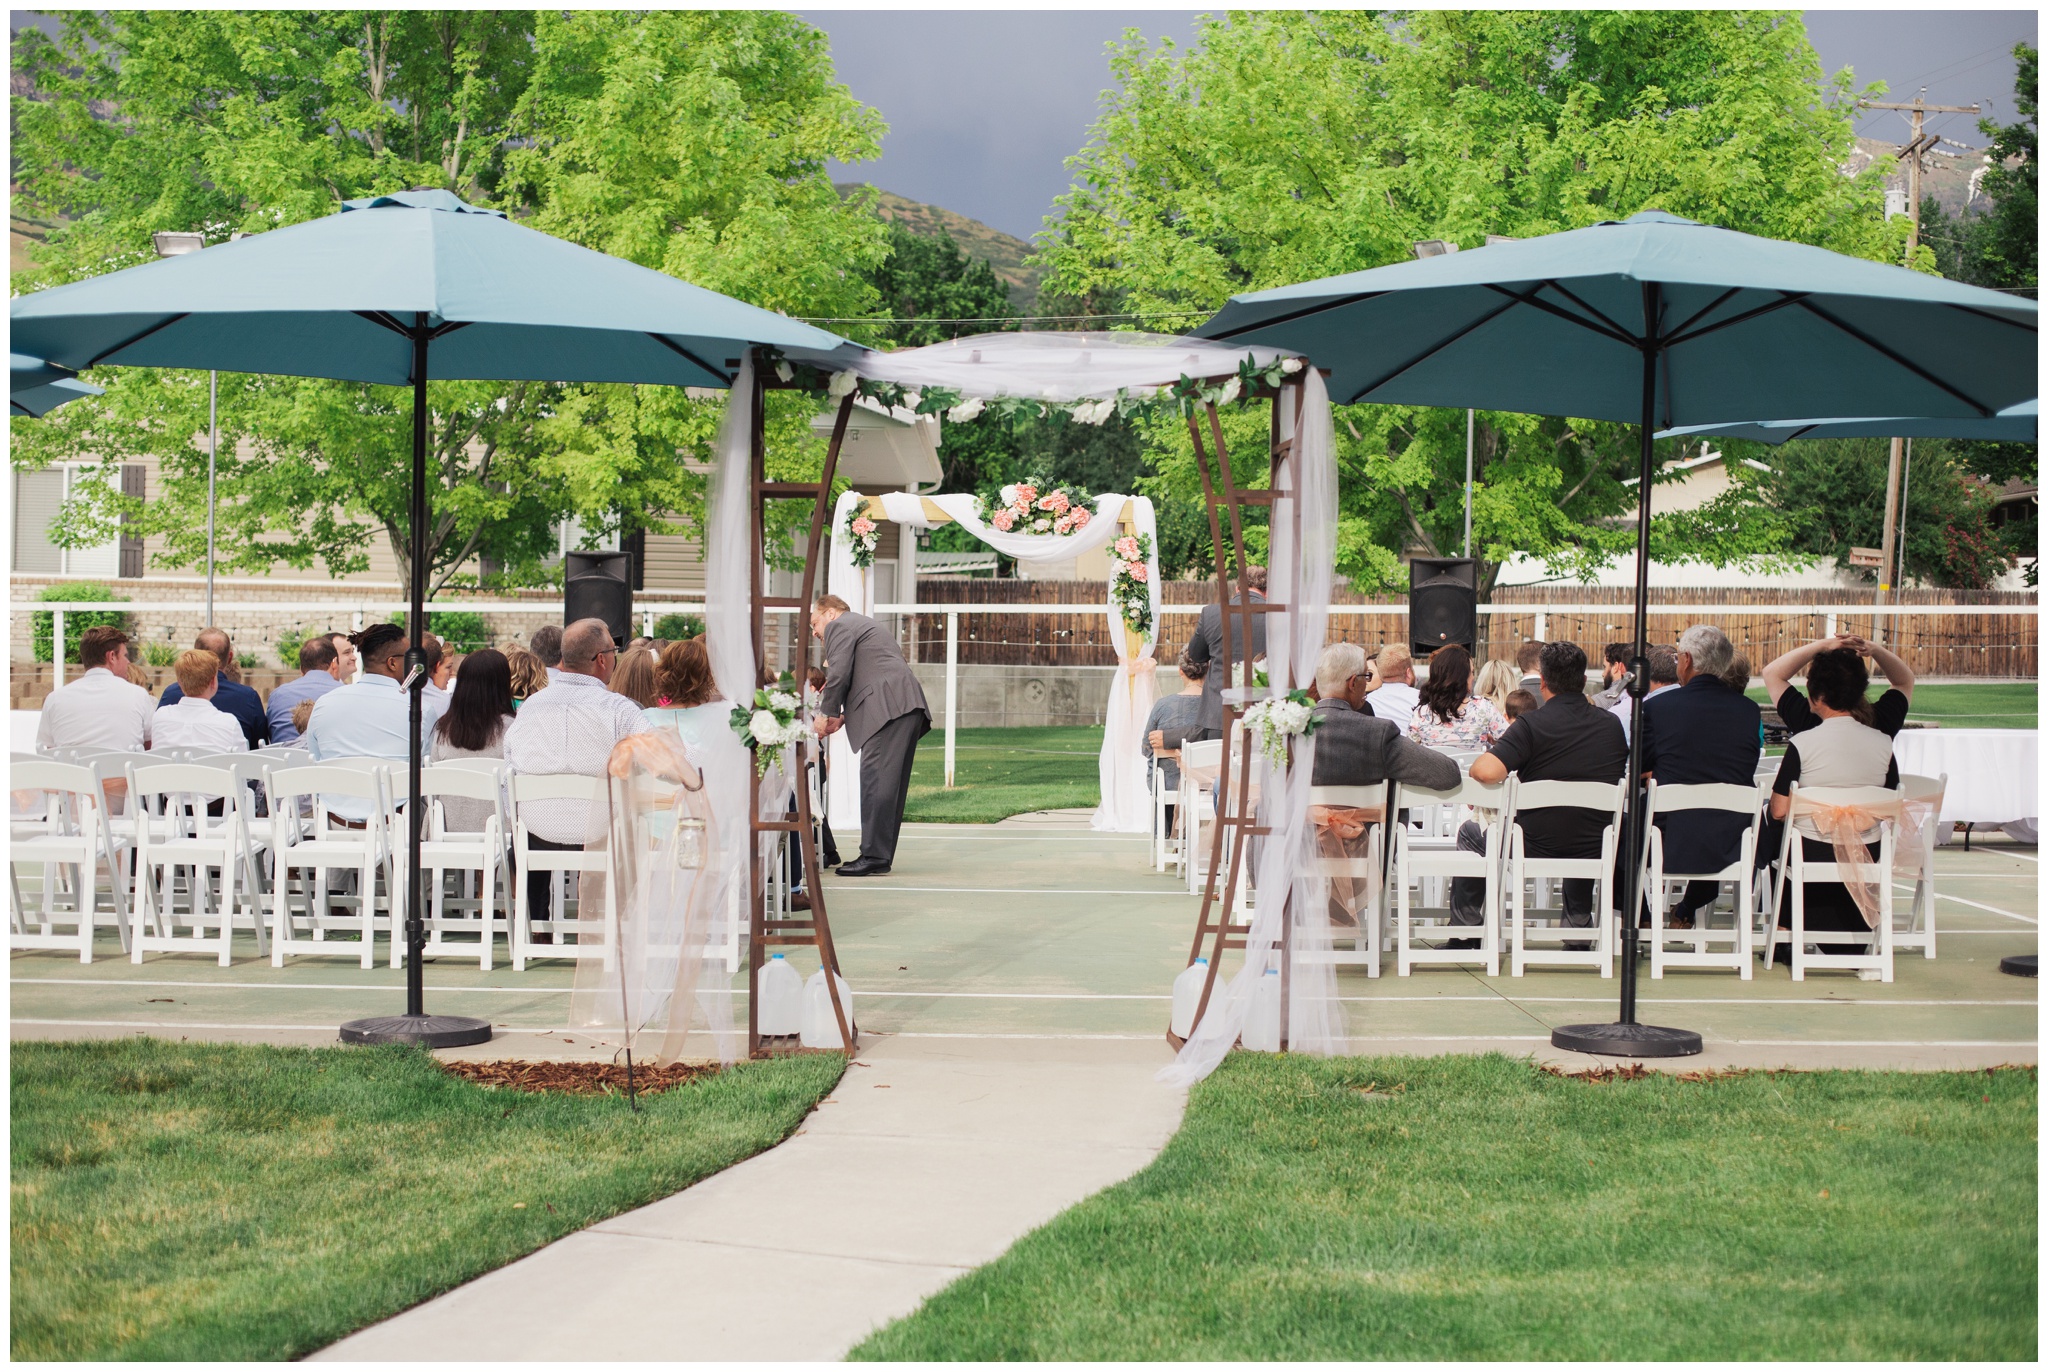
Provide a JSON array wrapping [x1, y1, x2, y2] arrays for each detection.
[[1932, 892, 2037, 925]]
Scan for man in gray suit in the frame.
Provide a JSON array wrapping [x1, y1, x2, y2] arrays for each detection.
[[812, 594, 931, 876], [1152, 565, 1268, 752], [1308, 643, 1460, 793]]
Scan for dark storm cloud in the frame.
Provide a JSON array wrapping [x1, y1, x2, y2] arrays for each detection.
[[1807, 9, 2038, 148]]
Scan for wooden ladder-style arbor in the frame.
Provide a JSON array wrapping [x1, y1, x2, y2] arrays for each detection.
[[744, 372, 857, 1058], [1169, 374, 1311, 1053]]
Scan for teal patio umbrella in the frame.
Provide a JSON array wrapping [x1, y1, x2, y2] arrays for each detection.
[[12, 189, 862, 1047], [1660, 397, 2037, 445], [1199, 210, 2037, 1058], [12, 353, 103, 416]]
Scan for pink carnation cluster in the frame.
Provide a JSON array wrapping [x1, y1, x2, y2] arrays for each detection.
[[1124, 559, 1149, 580], [850, 517, 876, 537], [1114, 535, 1141, 560], [1038, 490, 1071, 516], [1052, 507, 1093, 534], [990, 508, 1016, 532]]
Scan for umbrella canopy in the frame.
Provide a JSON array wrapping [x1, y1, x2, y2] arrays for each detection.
[[11, 189, 858, 386], [9, 189, 864, 1047], [1198, 211, 2035, 424], [1660, 398, 2037, 446], [1196, 211, 2038, 1060], [12, 377, 104, 417]]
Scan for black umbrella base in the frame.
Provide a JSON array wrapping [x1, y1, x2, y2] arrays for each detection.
[[340, 1014, 494, 1048], [1551, 1021, 1703, 1058], [1999, 954, 2037, 978]]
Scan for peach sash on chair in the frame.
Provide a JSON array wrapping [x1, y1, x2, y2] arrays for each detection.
[[1793, 792, 1936, 929], [1310, 804, 1384, 928]]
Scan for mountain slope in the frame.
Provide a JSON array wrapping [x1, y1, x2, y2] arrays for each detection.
[[837, 182, 1046, 314]]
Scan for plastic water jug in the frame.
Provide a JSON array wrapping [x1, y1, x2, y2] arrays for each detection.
[[1170, 958, 1212, 1039], [758, 953, 803, 1037], [800, 968, 855, 1048], [1241, 967, 1282, 1052]]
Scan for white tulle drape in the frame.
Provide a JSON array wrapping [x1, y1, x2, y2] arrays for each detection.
[[1092, 495, 1160, 833], [839, 330, 1293, 401], [1160, 370, 1339, 1086]]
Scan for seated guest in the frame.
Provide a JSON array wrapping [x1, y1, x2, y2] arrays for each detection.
[[504, 618, 657, 936], [505, 645, 549, 706], [1364, 644, 1421, 734], [266, 636, 344, 744], [429, 648, 516, 832], [420, 633, 452, 707], [1143, 646, 1210, 794], [329, 632, 359, 683], [157, 627, 269, 747], [289, 700, 316, 740], [1722, 650, 1753, 696], [36, 626, 155, 755], [1408, 644, 1506, 751], [1473, 658, 1519, 713], [1515, 639, 1546, 694], [1154, 564, 1267, 749], [1592, 642, 1632, 710], [1763, 644, 1904, 962], [645, 637, 728, 750], [1504, 688, 1538, 721], [530, 624, 566, 686], [609, 644, 660, 709], [303, 624, 443, 821], [1613, 645, 1680, 745], [1763, 633, 1915, 740], [1639, 625, 1763, 930], [153, 649, 250, 753], [1460, 641, 1628, 946], [1308, 643, 1460, 928]]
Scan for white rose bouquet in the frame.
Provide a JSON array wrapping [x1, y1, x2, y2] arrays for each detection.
[[730, 670, 805, 774], [1240, 687, 1320, 769]]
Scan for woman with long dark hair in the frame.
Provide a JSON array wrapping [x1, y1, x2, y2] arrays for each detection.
[[430, 647, 515, 831], [1408, 643, 1506, 751]]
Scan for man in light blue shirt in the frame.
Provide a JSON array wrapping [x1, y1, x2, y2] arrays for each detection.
[[303, 623, 445, 821], [266, 636, 344, 744]]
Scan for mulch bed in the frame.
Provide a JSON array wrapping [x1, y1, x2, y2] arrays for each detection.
[[440, 1059, 719, 1096]]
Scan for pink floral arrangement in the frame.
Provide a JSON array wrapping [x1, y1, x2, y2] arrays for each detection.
[[842, 502, 881, 569], [1109, 529, 1157, 640], [1114, 535, 1141, 560], [984, 480, 1092, 538]]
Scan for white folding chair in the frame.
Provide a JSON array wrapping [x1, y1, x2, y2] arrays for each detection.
[[1893, 773, 1945, 959], [511, 773, 617, 970], [1179, 738, 1224, 895], [1303, 782, 1391, 976], [1389, 775, 1512, 976], [265, 765, 394, 967], [10, 759, 129, 961], [126, 762, 265, 965], [1150, 756, 1182, 873], [412, 767, 513, 970], [1642, 781, 1763, 980], [1773, 783, 1901, 983], [1505, 778, 1626, 977]]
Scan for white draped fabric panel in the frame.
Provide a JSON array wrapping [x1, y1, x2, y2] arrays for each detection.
[[823, 489, 1162, 835], [1162, 370, 1340, 1086]]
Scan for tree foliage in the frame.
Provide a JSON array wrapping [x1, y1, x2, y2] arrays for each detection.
[[10, 9, 887, 589], [1040, 10, 1900, 591]]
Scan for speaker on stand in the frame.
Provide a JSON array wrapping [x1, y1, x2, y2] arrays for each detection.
[[1409, 556, 1477, 657], [565, 549, 633, 649]]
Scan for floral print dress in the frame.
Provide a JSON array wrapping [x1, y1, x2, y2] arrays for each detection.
[[1407, 694, 1507, 752]]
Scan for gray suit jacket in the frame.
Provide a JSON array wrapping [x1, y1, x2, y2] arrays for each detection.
[[819, 611, 930, 753], [1160, 593, 1267, 746], [1309, 698, 1461, 792]]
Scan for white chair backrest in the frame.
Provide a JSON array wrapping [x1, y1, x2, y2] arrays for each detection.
[[511, 773, 604, 805], [128, 761, 239, 800], [1307, 783, 1387, 810], [1646, 781, 1762, 819], [265, 765, 388, 807], [433, 756, 511, 776], [12, 750, 45, 765], [1787, 782, 1902, 818], [1180, 739, 1223, 773], [419, 768, 504, 803], [1896, 772, 1946, 806], [320, 755, 396, 776], [1511, 778, 1625, 817], [1395, 774, 1511, 811], [10, 759, 104, 822]]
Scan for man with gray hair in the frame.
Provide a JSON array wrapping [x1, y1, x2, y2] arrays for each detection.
[[1637, 623, 1761, 930], [1309, 642, 1460, 794]]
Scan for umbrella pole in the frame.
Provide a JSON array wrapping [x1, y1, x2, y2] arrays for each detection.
[[340, 316, 492, 1051], [1551, 282, 1702, 1060]]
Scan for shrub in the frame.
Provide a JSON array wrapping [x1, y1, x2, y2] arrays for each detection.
[[275, 625, 309, 667], [140, 640, 180, 668], [31, 582, 129, 664], [652, 612, 704, 641], [391, 609, 491, 654], [236, 652, 258, 671]]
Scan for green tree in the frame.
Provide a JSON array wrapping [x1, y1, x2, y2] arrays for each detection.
[[10, 9, 887, 589], [1975, 41, 2038, 294], [1041, 10, 1898, 591]]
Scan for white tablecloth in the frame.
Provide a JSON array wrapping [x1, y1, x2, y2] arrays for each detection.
[[1892, 728, 2037, 829]]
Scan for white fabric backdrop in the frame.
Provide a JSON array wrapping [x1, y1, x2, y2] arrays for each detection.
[[1162, 371, 1340, 1085], [1893, 729, 2038, 825], [823, 490, 1162, 835]]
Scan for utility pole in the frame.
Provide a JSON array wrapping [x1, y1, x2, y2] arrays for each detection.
[[1858, 93, 1979, 639]]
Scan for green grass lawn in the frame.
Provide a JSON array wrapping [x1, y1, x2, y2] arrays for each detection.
[[853, 1054, 2037, 1361], [1750, 681, 2036, 730], [904, 724, 1102, 823], [10, 1039, 843, 1361]]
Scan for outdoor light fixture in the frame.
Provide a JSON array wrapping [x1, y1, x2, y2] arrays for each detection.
[[1411, 239, 1458, 258], [151, 231, 206, 257]]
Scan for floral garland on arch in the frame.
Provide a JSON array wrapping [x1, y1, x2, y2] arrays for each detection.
[[843, 504, 880, 569], [1109, 531, 1155, 639], [982, 479, 1094, 536]]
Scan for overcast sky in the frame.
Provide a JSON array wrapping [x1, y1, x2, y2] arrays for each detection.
[[802, 8, 2040, 241]]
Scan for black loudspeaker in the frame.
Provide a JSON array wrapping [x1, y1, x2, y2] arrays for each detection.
[[565, 550, 633, 647], [1409, 556, 1477, 655]]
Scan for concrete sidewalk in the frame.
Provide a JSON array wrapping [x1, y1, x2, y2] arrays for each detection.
[[313, 1032, 1186, 1362]]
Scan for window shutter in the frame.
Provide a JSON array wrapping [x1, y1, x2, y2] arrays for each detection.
[[119, 464, 146, 578], [12, 470, 65, 573]]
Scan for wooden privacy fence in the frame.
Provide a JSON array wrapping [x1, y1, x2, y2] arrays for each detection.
[[907, 580, 2039, 678]]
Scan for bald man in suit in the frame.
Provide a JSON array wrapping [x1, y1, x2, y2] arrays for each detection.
[[812, 595, 931, 876]]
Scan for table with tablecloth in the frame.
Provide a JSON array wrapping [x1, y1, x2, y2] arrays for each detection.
[[1892, 728, 2038, 843]]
